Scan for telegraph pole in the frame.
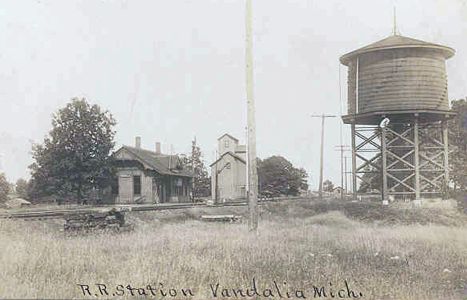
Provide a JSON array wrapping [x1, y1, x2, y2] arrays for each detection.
[[191, 136, 196, 202], [334, 144, 350, 200], [246, 0, 258, 231], [344, 156, 348, 193], [311, 114, 336, 199]]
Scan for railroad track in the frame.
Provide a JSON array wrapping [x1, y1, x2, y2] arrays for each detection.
[[0, 196, 306, 220]]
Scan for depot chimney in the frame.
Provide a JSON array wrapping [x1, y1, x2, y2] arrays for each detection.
[[135, 136, 141, 149], [155, 142, 161, 154]]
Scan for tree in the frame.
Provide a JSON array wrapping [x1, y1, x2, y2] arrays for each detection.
[[29, 98, 116, 204], [323, 179, 334, 192], [15, 178, 28, 199], [257, 156, 308, 197], [358, 164, 382, 193], [449, 98, 467, 192], [185, 138, 210, 198], [0, 173, 9, 202]]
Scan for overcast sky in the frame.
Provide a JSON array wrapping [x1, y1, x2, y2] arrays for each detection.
[[0, 0, 466, 188]]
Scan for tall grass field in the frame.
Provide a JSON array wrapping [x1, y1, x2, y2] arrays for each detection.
[[0, 199, 466, 299]]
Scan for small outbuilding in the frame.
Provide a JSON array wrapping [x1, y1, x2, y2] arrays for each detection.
[[5, 198, 32, 209], [332, 187, 345, 197]]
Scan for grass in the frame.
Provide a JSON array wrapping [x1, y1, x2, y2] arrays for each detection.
[[0, 198, 466, 299]]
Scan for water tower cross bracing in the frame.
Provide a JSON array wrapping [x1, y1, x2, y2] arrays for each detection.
[[340, 33, 456, 201]]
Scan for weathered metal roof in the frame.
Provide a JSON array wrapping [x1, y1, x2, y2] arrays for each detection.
[[340, 34, 455, 65], [114, 146, 194, 177]]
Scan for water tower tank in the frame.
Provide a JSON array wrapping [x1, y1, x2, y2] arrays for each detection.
[[340, 35, 454, 123]]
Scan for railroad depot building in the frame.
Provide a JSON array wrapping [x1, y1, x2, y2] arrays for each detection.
[[112, 137, 193, 204], [210, 133, 247, 202]]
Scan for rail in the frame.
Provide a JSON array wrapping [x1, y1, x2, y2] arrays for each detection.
[[0, 196, 307, 220]]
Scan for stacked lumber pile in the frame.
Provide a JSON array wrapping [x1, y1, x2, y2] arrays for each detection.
[[200, 214, 242, 223], [64, 209, 126, 231]]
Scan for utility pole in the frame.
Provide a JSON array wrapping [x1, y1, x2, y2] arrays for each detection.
[[246, 0, 258, 231], [311, 114, 336, 200], [344, 156, 348, 193], [334, 144, 350, 200], [191, 137, 196, 202]]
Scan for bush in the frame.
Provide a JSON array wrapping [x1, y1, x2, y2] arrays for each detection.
[[0, 173, 10, 203], [453, 191, 467, 214]]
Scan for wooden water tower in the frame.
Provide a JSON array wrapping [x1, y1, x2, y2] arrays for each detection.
[[340, 32, 455, 201]]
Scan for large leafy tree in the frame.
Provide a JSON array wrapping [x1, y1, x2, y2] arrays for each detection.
[[0, 173, 9, 202], [449, 98, 467, 192], [323, 179, 334, 192], [29, 98, 116, 204], [257, 155, 308, 197], [186, 138, 210, 198], [15, 178, 28, 199], [358, 164, 383, 193]]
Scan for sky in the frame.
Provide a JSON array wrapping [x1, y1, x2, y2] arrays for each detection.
[[0, 0, 466, 189]]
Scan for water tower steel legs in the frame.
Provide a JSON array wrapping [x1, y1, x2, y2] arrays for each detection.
[[417, 121, 450, 198], [349, 118, 450, 201], [350, 124, 381, 199], [414, 118, 421, 200], [442, 120, 450, 196], [381, 126, 388, 202], [351, 123, 357, 200]]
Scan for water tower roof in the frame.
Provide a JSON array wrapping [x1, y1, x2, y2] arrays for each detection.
[[340, 34, 455, 65]]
